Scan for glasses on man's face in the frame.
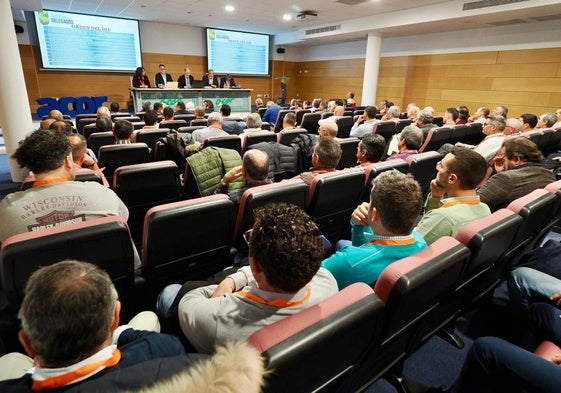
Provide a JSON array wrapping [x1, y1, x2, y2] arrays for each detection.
[[243, 229, 252, 246]]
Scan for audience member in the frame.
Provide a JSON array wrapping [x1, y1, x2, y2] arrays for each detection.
[[113, 119, 134, 144], [153, 102, 164, 115], [281, 112, 297, 131], [48, 109, 64, 121], [319, 106, 345, 125], [456, 115, 506, 162], [346, 91, 356, 107], [50, 120, 73, 135], [202, 69, 218, 88], [443, 107, 459, 127], [68, 134, 99, 171], [379, 99, 390, 114], [239, 113, 267, 145], [456, 105, 470, 125], [202, 99, 214, 113], [155, 64, 173, 88], [142, 110, 159, 130], [415, 148, 491, 244], [0, 260, 185, 392], [321, 170, 426, 289], [356, 134, 386, 166], [214, 150, 271, 205], [109, 102, 120, 113], [492, 105, 508, 118], [469, 106, 490, 124], [177, 67, 194, 89], [479, 137, 555, 211], [254, 98, 265, 110], [554, 108, 561, 128], [519, 113, 538, 131], [406, 105, 420, 120], [191, 112, 229, 143], [96, 115, 113, 133], [300, 137, 342, 185], [220, 104, 245, 135], [162, 107, 174, 121], [262, 101, 282, 124], [350, 106, 378, 138], [174, 101, 189, 115], [97, 106, 110, 118], [416, 109, 438, 136], [318, 121, 339, 139], [537, 112, 557, 128], [220, 74, 237, 88], [157, 203, 338, 354], [39, 118, 56, 130], [132, 66, 150, 88], [381, 105, 401, 122], [505, 117, 523, 135], [386, 125, 423, 161], [0, 130, 128, 242]]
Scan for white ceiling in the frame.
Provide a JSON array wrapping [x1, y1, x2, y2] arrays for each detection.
[[10, 0, 561, 46]]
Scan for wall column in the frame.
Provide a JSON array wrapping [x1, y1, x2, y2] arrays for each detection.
[[0, 2, 33, 182], [361, 32, 382, 106]]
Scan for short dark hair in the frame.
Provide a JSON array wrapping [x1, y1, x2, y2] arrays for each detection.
[[446, 107, 459, 122], [504, 137, 543, 163], [143, 110, 158, 126], [19, 260, 118, 367], [314, 137, 342, 169], [50, 120, 73, 135], [220, 104, 232, 116], [12, 130, 71, 173], [364, 106, 378, 119], [96, 116, 113, 132], [175, 101, 186, 111], [109, 102, 120, 112], [159, 63, 165, 68], [360, 134, 386, 162], [457, 105, 470, 121], [153, 102, 163, 111], [243, 150, 269, 180], [370, 170, 422, 235], [113, 119, 134, 140], [448, 148, 488, 189], [520, 113, 538, 128], [249, 203, 323, 292], [163, 107, 174, 118]]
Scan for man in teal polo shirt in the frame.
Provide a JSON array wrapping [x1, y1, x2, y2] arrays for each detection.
[[321, 170, 426, 289]]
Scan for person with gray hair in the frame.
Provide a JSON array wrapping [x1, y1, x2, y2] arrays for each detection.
[[382, 105, 401, 121], [239, 113, 270, 146], [0, 260, 185, 391], [537, 112, 558, 129], [96, 106, 110, 118], [386, 125, 423, 161], [321, 170, 426, 289], [416, 109, 438, 136], [318, 121, 338, 139], [456, 115, 506, 162], [192, 112, 229, 143], [493, 105, 508, 118]]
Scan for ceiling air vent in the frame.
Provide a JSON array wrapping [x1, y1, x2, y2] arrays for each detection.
[[463, 0, 528, 11], [336, 0, 371, 5], [305, 25, 341, 36]]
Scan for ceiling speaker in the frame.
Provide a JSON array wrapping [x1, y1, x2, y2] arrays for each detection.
[[276, 48, 286, 54]]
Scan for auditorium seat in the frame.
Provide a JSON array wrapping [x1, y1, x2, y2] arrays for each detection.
[[113, 161, 181, 247], [307, 169, 366, 246], [372, 121, 398, 144], [362, 159, 409, 202], [406, 151, 442, 198], [111, 112, 134, 120], [335, 116, 354, 139], [300, 113, 322, 134], [0, 216, 137, 313], [159, 119, 188, 131], [142, 194, 236, 290], [248, 283, 385, 393], [321, 112, 334, 120], [433, 116, 444, 127], [463, 122, 485, 146], [354, 109, 365, 117], [347, 237, 469, 393], [177, 125, 205, 134], [336, 138, 360, 169], [87, 131, 115, 156], [114, 116, 141, 124], [272, 110, 295, 133], [448, 124, 469, 146], [544, 127, 561, 156], [77, 117, 97, 134], [258, 107, 267, 119], [131, 121, 146, 130], [243, 132, 277, 153], [98, 143, 151, 185], [418, 127, 453, 153], [261, 121, 272, 131], [277, 128, 308, 145], [343, 110, 354, 117], [233, 179, 309, 251], [295, 109, 310, 126], [190, 118, 208, 127], [134, 128, 170, 149], [174, 114, 195, 124], [395, 119, 413, 134], [20, 168, 109, 191], [83, 123, 99, 138], [201, 135, 242, 153]]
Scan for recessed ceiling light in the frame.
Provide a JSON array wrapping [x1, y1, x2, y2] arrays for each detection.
[[225, 5, 235, 12], [283, 13, 292, 21]]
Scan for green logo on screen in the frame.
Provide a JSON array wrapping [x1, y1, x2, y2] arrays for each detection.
[[38, 10, 50, 25], [208, 29, 215, 40]]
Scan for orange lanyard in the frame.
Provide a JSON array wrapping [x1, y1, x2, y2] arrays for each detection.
[[33, 177, 68, 188], [440, 197, 481, 208], [32, 349, 121, 391], [368, 236, 416, 246], [238, 285, 311, 308]]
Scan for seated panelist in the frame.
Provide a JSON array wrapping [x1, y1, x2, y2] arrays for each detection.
[[220, 74, 237, 89], [202, 69, 218, 88]]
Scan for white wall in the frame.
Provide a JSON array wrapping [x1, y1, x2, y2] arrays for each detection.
[[139, 21, 206, 55]]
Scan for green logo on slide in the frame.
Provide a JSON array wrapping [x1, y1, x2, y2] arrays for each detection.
[[38, 10, 50, 25], [208, 29, 215, 40]]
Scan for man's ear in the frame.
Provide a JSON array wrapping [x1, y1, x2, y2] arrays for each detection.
[[249, 256, 264, 274], [64, 155, 73, 169], [18, 330, 37, 358], [110, 301, 121, 332], [448, 173, 458, 184]]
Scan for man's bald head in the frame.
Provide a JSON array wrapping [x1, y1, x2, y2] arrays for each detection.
[[48, 110, 64, 121], [243, 150, 270, 181]]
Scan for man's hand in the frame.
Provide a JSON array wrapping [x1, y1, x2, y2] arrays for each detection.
[[211, 277, 236, 298], [222, 166, 243, 185], [550, 291, 561, 306], [300, 172, 315, 186], [494, 155, 506, 173], [430, 179, 446, 198], [351, 202, 370, 226], [455, 142, 466, 148]]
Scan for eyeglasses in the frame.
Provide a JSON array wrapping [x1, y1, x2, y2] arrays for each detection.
[[243, 229, 252, 246]]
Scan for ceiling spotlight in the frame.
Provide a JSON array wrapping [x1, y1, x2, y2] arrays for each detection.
[[283, 13, 292, 21], [225, 5, 235, 12]]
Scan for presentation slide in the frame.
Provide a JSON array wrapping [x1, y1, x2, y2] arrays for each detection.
[[34, 10, 142, 72], [207, 28, 270, 76]]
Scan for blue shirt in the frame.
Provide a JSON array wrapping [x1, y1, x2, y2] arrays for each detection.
[[321, 225, 427, 289], [262, 106, 281, 124]]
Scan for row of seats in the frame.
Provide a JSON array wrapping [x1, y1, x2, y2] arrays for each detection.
[[3, 179, 560, 391]]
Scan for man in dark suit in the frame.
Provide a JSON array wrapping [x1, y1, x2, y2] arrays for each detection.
[[155, 64, 173, 88], [220, 74, 237, 89], [202, 69, 218, 88], [177, 67, 194, 89]]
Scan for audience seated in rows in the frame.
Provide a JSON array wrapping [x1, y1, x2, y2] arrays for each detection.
[[156, 203, 338, 354], [321, 170, 426, 289], [0, 130, 128, 243], [415, 148, 491, 245], [479, 137, 555, 211]]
